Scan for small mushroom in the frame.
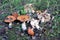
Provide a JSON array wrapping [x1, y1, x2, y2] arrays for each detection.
[[17, 15, 30, 22], [27, 27, 34, 36]]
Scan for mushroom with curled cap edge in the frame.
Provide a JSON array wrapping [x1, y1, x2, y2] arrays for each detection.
[[17, 15, 30, 22]]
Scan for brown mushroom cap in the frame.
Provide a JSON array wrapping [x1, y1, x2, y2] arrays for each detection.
[[4, 16, 16, 23], [17, 15, 30, 22], [28, 27, 34, 36], [12, 12, 18, 18]]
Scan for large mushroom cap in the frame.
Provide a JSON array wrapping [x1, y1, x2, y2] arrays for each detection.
[[17, 15, 30, 22], [12, 12, 18, 18], [28, 28, 34, 36], [4, 16, 16, 23]]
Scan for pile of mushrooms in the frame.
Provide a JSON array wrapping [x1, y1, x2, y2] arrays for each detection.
[[4, 9, 54, 37]]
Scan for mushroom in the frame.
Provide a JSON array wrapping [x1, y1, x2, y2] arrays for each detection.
[[4, 16, 16, 29], [44, 14, 51, 22], [30, 18, 42, 30], [12, 12, 18, 18], [37, 10, 51, 23], [27, 27, 34, 36], [41, 12, 51, 22], [17, 15, 30, 22], [4, 16, 16, 23]]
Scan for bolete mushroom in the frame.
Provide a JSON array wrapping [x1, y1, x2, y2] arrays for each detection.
[[17, 15, 30, 22]]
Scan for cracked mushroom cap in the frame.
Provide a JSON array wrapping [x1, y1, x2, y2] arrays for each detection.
[[4, 16, 16, 23], [17, 15, 30, 22]]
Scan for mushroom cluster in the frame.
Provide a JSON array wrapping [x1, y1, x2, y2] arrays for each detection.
[[4, 4, 54, 39]]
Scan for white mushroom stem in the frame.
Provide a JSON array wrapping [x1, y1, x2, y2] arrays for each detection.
[[9, 22, 12, 28], [35, 20, 43, 30], [41, 17, 45, 23], [30, 18, 42, 30], [30, 18, 35, 29]]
